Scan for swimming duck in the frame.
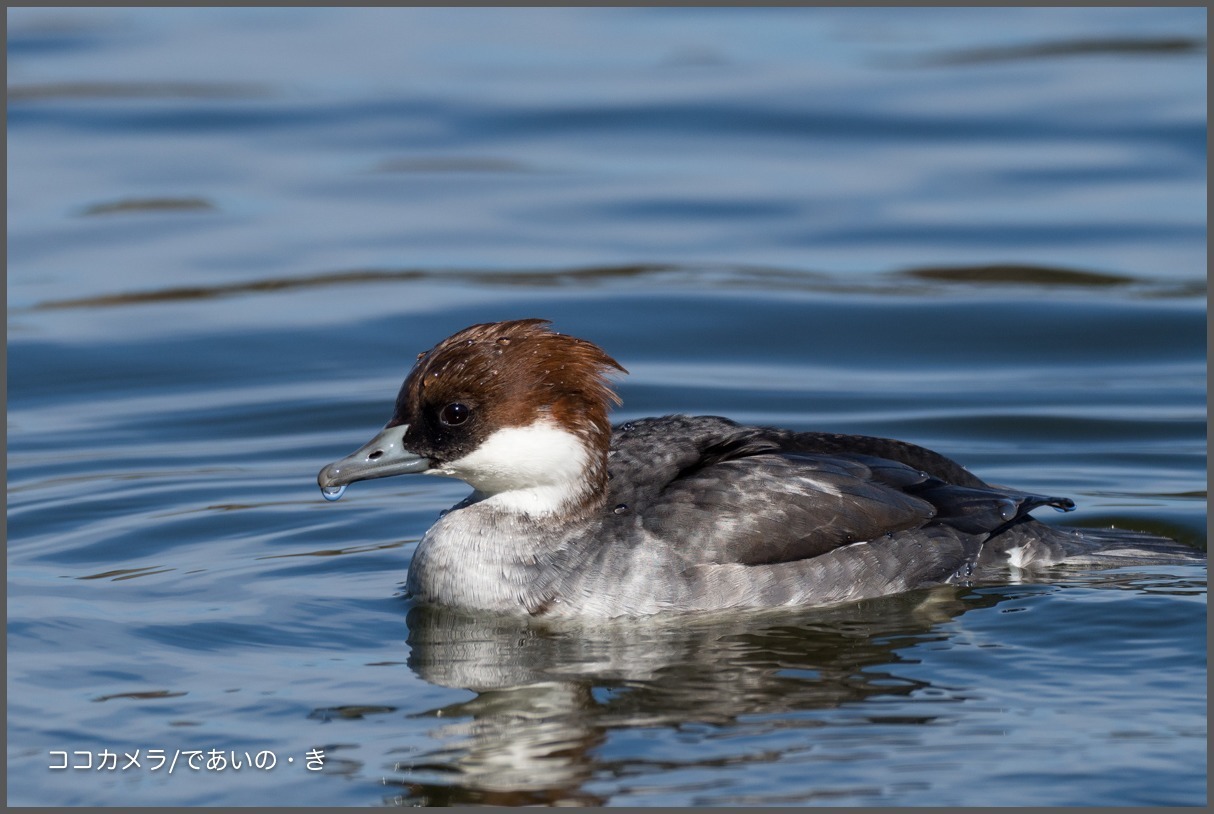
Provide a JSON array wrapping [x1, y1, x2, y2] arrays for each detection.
[[318, 319, 1201, 617]]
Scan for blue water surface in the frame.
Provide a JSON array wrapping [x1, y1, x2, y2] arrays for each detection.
[[7, 7, 1206, 807]]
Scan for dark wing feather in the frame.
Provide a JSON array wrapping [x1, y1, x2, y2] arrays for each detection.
[[637, 452, 938, 566], [838, 452, 1074, 534], [607, 417, 1074, 570]]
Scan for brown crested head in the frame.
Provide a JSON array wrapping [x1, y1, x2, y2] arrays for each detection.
[[388, 319, 627, 469]]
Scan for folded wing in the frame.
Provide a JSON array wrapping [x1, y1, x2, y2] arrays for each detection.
[[634, 447, 1072, 568]]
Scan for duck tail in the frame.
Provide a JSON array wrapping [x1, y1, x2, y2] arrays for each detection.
[[977, 521, 1204, 571]]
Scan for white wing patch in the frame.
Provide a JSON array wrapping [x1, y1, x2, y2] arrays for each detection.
[[1006, 545, 1031, 569]]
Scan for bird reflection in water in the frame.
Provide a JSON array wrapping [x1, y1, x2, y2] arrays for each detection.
[[384, 585, 1009, 806]]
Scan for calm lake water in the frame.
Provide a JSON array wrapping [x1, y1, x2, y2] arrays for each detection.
[[7, 7, 1207, 807]]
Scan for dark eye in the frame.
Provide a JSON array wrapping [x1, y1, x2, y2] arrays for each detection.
[[439, 402, 470, 427]]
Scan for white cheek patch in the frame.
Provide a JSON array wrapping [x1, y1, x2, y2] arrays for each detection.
[[436, 420, 591, 515]]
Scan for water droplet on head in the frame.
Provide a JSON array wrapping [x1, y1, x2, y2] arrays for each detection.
[[321, 484, 347, 502]]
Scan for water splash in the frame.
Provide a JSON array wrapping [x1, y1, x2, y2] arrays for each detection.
[[321, 485, 347, 502]]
